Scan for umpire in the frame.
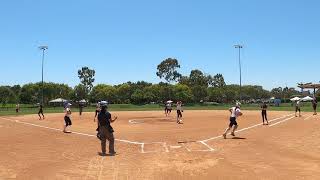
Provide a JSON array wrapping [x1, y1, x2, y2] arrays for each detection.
[[97, 101, 117, 156]]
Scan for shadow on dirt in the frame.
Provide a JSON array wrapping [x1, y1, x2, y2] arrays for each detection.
[[231, 137, 246, 140]]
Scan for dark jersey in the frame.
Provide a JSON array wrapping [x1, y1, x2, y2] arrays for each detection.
[[98, 111, 114, 132], [261, 104, 267, 110], [312, 99, 317, 106]]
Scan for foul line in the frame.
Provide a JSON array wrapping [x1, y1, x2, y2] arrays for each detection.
[[201, 113, 294, 142], [0, 117, 143, 145], [268, 116, 295, 127], [304, 115, 313, 121]]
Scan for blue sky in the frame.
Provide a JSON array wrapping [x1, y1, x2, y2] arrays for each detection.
[[1, 0, 319, 90]]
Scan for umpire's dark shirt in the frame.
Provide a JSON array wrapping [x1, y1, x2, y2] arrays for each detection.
[[98, 111, 114, 133]]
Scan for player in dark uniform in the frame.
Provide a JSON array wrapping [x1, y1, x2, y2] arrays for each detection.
[[295, 100, 301, 117], [38, 104, 45, 120], [97, 101, 117, 156], [261, 102, 268, 125], [79, 103, 84, 116], [312, 97, 317, 115], [166, 102, 172, 116], [164, 102, 168, 116]]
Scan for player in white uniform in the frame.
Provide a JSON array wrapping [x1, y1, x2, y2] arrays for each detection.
[[295, 100, 301, 117], [223, 103, 243, 139], [176, 101, 183, 124], [63, 103, 72, 133]]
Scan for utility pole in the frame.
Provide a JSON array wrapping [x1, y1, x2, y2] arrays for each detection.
[[234, 44, 243, 102], [39, 45, 48, 105]]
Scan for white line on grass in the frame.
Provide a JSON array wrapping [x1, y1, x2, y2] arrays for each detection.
[[201, 113, 294, 142]]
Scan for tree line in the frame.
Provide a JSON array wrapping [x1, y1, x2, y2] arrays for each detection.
[[0, 81, 274, 105], [0, 58, 306, 106]]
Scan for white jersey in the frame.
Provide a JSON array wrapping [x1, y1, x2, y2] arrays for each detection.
[[176, 104, 183, 111], [230, 107, 241, 118], [64, 108, 71, 117]]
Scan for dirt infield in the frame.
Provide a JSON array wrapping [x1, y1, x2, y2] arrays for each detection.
[[1, 110, 320, 179]]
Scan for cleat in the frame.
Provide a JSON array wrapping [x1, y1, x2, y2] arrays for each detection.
[[98, 152, 107, 156]]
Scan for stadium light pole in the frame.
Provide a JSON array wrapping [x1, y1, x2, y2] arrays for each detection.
[[234, 44, 243, 102], [39, 45, 48, 105]]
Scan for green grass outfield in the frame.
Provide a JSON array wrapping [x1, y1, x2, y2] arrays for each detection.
[[0, 103, 316, 116]]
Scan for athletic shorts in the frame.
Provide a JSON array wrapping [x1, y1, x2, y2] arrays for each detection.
[[177, 110, 182, 117], [229, 117, 237, 127], [167, 109, 172, 113], [64, 116, 72, 126], [295, 107, 301, 112], [313, 105, 317, 110], [38, 109, 43, 114]]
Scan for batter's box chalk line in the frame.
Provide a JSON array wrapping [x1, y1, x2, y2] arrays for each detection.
[[140, 141, 215, 153], [128, 117, 174, 124], [178, 141, 215, 152], [140, 142, 169, 153]]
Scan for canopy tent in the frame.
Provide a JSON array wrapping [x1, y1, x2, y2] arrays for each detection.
[[78, 99, 87, 104], [49, 98, 67, 103], [301, 96, 313, 101], [297, 83, 320, 95], [166, 100, 173, 103], [290, 97, 301, 101]]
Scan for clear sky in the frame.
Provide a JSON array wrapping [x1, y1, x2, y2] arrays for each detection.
[[1, 0, 319, 90]]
